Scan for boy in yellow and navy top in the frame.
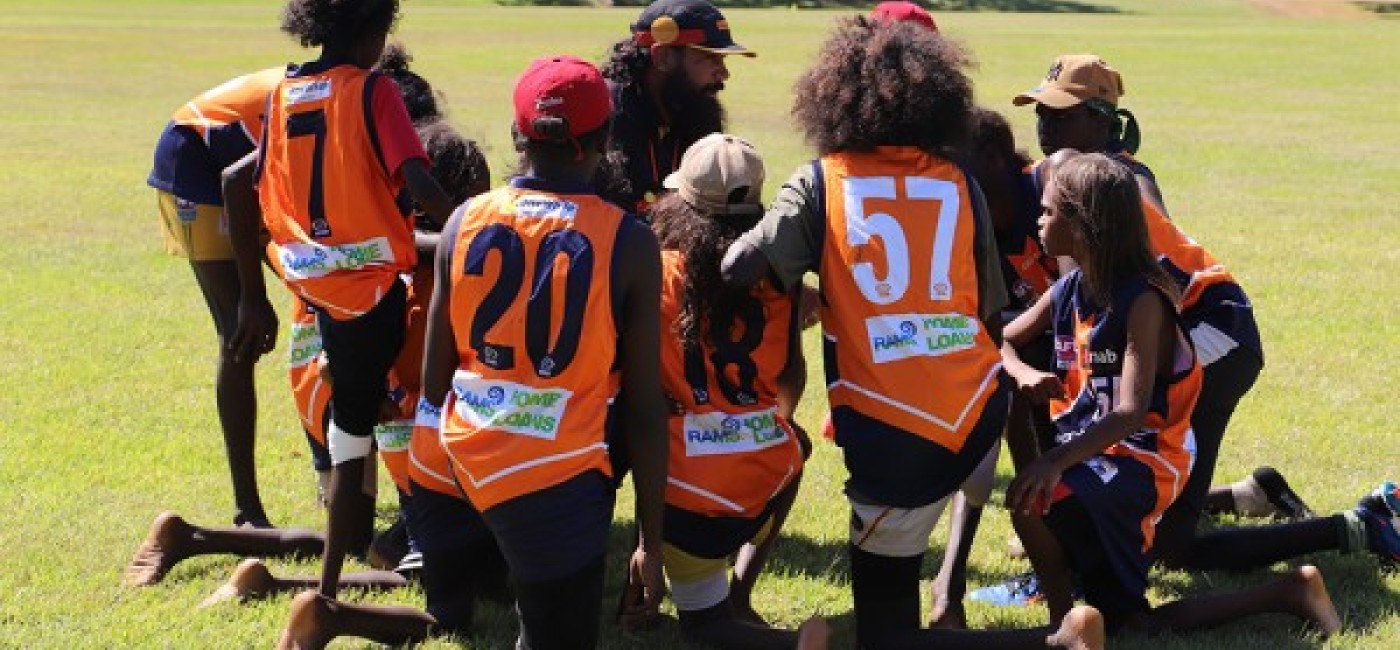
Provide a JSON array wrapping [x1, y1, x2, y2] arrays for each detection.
[[416, 55, 669, 650], [147, 66, 284, 529], [1011, 53, 1400, 580], [642, 133, 829, 648], [724, 17, 1106, 650]]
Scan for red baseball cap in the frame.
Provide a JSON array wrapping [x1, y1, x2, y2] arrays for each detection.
[[512, 55, 613, 141], [871, 1, 938, 32]]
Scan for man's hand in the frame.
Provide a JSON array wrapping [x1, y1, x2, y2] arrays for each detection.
[[618, 545, 665, 632], [228, 297, 279, 364]]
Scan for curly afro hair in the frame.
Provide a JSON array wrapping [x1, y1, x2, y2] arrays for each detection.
[[280, 0, 400, 50], [375, 40, 442, 124], [793, 17, 975, 157], [417, 120, 490, 216]]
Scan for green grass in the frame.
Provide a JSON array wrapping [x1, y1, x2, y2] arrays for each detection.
[[1, 0, 1397, 647]]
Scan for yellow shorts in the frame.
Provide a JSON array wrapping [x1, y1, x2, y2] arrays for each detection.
[[157, 190, 233, 261], [663, 515, 774, 588]]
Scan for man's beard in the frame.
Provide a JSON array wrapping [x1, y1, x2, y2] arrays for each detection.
[[660, 70, 726, 149]]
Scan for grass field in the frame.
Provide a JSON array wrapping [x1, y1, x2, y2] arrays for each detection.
[[2, 0, 1397, 647]]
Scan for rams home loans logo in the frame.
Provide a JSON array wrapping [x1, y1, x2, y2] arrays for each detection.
[[514, 195, 578, 220], [683, 409, 787, 457], [453, 378, 571, 440], [872, 320, 920, 354]]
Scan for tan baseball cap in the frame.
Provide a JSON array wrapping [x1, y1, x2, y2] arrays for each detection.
[[1013, 54, 1124, 109], [663, 133, 765, 217]]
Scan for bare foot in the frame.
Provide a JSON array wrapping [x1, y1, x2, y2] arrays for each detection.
[[1047, 605, 1105, 650], [123, 512, 194, 587], [276, 591, 335, 650], [1290, 565, 1341, 638], [199, 559, 280, 608], [928, 597, 966, 629], [796, 615, 831, 650]]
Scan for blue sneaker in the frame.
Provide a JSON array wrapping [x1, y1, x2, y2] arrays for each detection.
[[970, 571, 1043, 606], [1356, 481, 1400, 566]]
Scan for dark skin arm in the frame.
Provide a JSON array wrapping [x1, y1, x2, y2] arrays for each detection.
[[420, 207, 467, 407], [1001, 289, 1062, 404], [222, 151, 278, 364], [401, 158, 453, 230], [1006, 291, 1173, 515], [776, 286, 810, 451], [614, 219, 670, 620]]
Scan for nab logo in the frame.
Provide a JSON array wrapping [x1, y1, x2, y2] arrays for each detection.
[[1045, 61, 1065, 82]]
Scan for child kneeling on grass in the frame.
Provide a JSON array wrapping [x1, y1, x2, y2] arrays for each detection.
[[1002, 152, 1341, 638]]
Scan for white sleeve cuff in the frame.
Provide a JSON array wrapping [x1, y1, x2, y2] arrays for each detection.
[[328, 422, 374, 465]]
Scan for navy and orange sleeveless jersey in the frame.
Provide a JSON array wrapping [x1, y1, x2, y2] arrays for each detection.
[[172, 67, 283, 160], [659, 251, 804, 520], [818, 147, 1003, 451], [440, 179, 624, 512], [149, 68, 284, 205], [1032, 155, 1262, 359], [258, 63, 416, 321], [1048, 270, 1202, 549], [1114, 153, 1261, 360], [1000, 166, 1058, 315]]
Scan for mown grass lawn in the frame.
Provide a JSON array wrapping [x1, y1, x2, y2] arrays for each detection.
[[0, 0, 1396, 647]]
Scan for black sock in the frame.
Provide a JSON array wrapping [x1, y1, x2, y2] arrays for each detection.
[[513, 555, 606, 650], [850, 545, 924, 650], [1185, 515, 1343, 570]]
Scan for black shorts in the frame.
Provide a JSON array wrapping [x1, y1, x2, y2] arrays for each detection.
[[1046, 472, 1155, 633], [481, 470, 615, 584], [315, 279, 407, 436], [835, 372, 1009, 509], [406, 480, 491, 554], [663, 503, 773, 560]]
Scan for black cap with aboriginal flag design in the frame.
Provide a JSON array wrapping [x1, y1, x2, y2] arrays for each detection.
[[632, 0, 755, 57]]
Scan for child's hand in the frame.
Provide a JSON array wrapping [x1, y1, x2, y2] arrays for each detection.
[[1007, 456, 1063, 516], [1014, 370, 1064, 404]]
